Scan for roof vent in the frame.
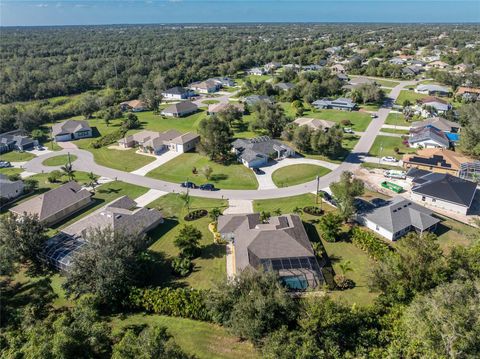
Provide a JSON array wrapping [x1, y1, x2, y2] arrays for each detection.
[[115, 215, 122, 219]]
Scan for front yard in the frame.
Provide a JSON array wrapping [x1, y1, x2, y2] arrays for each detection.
[[394, 90, 430, 105], [0, 151, 36, 162], [369, 135, 416, 159], [384, 112, 411, 127], [147, 193, 228, 289], [146, 152, 258, 190], [84, 147, 156, 172], [271, 164, 331, 187]]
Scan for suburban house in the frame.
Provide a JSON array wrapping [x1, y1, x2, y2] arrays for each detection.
[[119, 99, 147, 112], [336, 73, 349, 82], [418, 97, 452, 115], [411, 173, 477, 215], [189, 79, 220, 94], [217, 213, 323, 290], [330, 63, 346, 74], [207, 102, 245, 115], [402, 66, 424, 77], [302, 64, 323, 71], [43, 196, 162, 271], [455, 86, 480, 101], [0, 174, 25, 201], [410, 117, 461, 134], [408, 126, 450, 149], [312, 98, 357, 111], [247, 67, 266, 76], [415, 84, 450, 96], [274, 82, 295, 91], [244, 95, 273, 106], [426, 61, 449, 70], [264, 62, 282, 71], [161, 101, 198, 117], [293, 117, 336, 131], [10, 181, 93, 226], [0, 130, 38, 153], [161, 87, 194, 100], [403, 148, 477, 179], [356, 196, 440, 241], [389, 57, 406, 65], [454, 63, 469, 73], [52, 120, 92, 142], [211, 77, 235, 87], [118, 129, 200, 154], [232, 136, 295, 168]]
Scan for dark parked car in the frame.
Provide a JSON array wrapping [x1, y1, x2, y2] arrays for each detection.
[[253, 167, 264, 175], [200, 183, 215, 191], [180, 181, 197, 189]]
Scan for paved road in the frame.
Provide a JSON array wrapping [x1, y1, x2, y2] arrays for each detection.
[[25, 80, 416, 201]]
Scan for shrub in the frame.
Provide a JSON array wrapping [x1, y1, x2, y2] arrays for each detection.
[[128, 287, 210, 321], [351, 226, 392, 261], [334, 275, 355, 290], [303, 206, 323, 216], [91, 128, 127, 148], [184, 209, 208, 221], [171, 256, 193, 277], [340, 119, 352, 126]]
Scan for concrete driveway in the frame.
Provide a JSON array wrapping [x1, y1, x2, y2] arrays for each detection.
[[130, 151, 183, 176]]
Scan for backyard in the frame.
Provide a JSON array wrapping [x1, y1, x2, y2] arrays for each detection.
[[147, 193, 228, 289], [369, 135, 416, 159], [146, 152, 258, 190], [271, 164, 331, 187]]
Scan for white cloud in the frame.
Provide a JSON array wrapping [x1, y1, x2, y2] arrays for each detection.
[[35, 3, 49, 7]]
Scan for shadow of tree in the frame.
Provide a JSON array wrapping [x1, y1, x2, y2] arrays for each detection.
[[210, 173, 228, 182], [199, 242, 225, 260]]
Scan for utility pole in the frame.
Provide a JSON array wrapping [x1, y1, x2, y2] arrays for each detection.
[[316, 175, 320, 205]]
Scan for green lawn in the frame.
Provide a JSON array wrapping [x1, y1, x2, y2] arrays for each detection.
[[395, 90, 430, 105], [201, 99, 220, 105], [253, 193, 335, 216], [271, 164, 331, 188], [303, 134, 360, 164], [384, 112, 411, 127], [147, 193, 228, 289], [85, 147, 155, 172], [349, 76, 400, 88], [42, 140, 62, 151], [136, 110, 207, 133], [110, 314, 259, 359], [369, 135, 416, 159], [0, 167, 23, 176], [434, 215, 478, 253], [146, 152, 258, 190], [303, 108, 372, 132], [42, 154, 77, 166], [0, 151, 36, 162]]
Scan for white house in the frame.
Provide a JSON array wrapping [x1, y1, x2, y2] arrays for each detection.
[[161, 87, 193, 100], [356, 196, 440, 241], [408, 126, 450, 149], [411, 173, 477, 215], [415, 84, 450, 96], [52, 120, 92, 142]]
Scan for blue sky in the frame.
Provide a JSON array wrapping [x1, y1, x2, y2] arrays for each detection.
[[1, 1, 479, 26]]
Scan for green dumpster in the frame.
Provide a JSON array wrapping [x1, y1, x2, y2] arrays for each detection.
[[381, 181, 403, 193]]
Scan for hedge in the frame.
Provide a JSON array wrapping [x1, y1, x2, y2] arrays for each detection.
[[128, 287, 211, 322], [91, 128, 127, 148], [351, 227, 392, 261], [184, 209, 208, 221]]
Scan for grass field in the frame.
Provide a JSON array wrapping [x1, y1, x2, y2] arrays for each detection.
[[253, 193, 335, 217], [146, 152, 258, 190], [85, 147, 155, 172], [148, 193, 228, 289], [0, 151, 36, 162], [384, 112, 411, 127], [395, 90, 430, 105], [271, 164, 331, 187], [369, 135, 416, 159], [42, 154, 77, 166], [0, 167, 23, 176], [349, 76, 400, 88], [110, 314, 259, 359], [303, 108, 372, 131], [435, 215, 478, 253]]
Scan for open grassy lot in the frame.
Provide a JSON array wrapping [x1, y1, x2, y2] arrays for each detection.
[[384, 112, 411, 127], [369, 135, 416, 159], [0, 151, 36, 162], [304, 109, 372, 131], [395, 90, 430, 105], [0, 167, 23, 176], [146, 152, 258, 190], [135, 110, 206, 133], [148, 193, 228, 289], [272, 164, 331, 187], [86, 147, 155, 172], [110, 314, 259, 359], [303, 134, 360, 164], [253, 193, 335, 216], [349, 76, 400, 88], [42, 154, 77, 166]]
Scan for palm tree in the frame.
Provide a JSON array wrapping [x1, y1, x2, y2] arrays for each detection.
[[292, 206, 303, 215], [209, 207, 221, 222], [273, 208, 282, 216], [61, 163, 75, 181], [338, 260, 353, 276], [180, 191, 191, 213], [260, 211, 271, 223], [88, 172, 99, 192]]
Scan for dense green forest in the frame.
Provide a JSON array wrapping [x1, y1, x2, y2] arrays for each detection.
[[1, 24, 480, 103]]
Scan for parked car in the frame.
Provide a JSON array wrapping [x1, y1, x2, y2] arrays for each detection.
[[370, 113, 377, 118], [200, 183, 215, 191], [35, 145, 44, 151], [384, 170, 406, 179], [0, 161, 12, 168], [318, 190, 338, 206], [343, 127, 354, 134], [180, 181, 197, 189], [253, 167, 264, 175], [381, 156, 398, 163]]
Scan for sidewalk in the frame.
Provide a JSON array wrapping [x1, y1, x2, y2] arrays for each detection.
[[130, 151, 183, 176]]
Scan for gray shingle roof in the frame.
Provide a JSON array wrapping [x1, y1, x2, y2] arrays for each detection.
[[408, 126, 450, 147], [363, 196, 440, 233], [10, 181, 92, 221], [163, 86, 189, 95], [162, 101, 197, 114], [52, 120, 91, 136], [412, 173, 477, 207], [411, 117, 461, 132], [232, 136, 294, 163]]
